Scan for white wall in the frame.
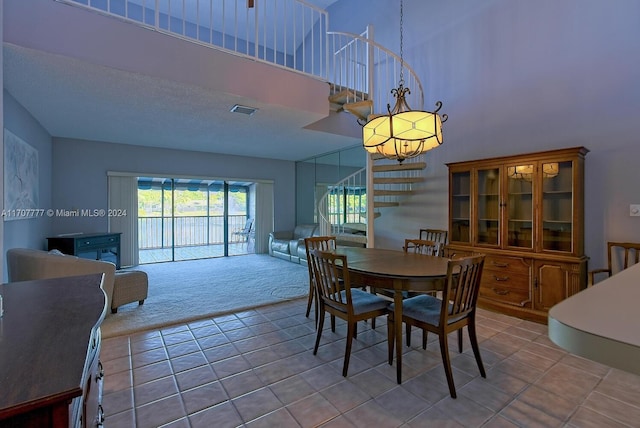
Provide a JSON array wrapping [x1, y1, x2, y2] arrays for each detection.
[[2, 91, 53, 254], [329, 0, 640, 268], [50, 138, 296, 236]]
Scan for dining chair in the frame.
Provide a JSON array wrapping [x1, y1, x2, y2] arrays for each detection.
[[419, 229, 448, 254], [370, 238, 441, 329], [308, 248, 390, 376], [404, 238, 441, 256], [589, 241, 640, 285], [303, 236, 337, 322], [387, 254, 486, 398]]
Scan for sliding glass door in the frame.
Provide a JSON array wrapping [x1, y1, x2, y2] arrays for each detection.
[[137, 177, 254, 263]]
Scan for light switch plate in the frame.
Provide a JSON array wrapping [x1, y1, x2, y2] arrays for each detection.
[[631, 204, 640, 216]]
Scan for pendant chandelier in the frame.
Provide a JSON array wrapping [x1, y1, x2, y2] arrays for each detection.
[[363, 0, 447, 163]]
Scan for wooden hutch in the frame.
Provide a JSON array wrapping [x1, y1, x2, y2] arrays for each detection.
[[447, 147, 589, 323]]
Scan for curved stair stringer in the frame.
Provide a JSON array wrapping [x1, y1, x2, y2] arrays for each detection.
[[317, 167, 369, 247]]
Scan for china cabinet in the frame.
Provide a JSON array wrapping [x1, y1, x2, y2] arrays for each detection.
[[447, 147, 588, 323]]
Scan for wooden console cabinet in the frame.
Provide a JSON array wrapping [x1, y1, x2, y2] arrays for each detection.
[[447, 147, 589, 323], [48, 233, 121, 269], [0, 274, 107, 427]]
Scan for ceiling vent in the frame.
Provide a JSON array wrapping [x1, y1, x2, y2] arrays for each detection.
[[230, 104, 258, 116]]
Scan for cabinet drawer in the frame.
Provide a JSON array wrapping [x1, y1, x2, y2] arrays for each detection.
[[76, 235, 120, 249], [480, 270, 531, 306], [480, 283, 531, 307], [484, 255, 530, 276]]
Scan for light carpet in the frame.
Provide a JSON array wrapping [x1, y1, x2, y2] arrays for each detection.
[[101, 254, 309, 338]]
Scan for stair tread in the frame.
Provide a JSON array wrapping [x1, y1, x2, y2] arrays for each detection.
[[343, 100, 373, 121], [328, 89, 367, 105], [373, 177, 423, 184], [374, 201, 400, 207], [374, 189, 415, 196], [373, 162, 426, 172]]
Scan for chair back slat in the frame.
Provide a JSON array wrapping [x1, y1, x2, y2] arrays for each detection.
[[308, 248, 352, 313], [404, 239, 440, 256], [441, 255, 485, 325], [419, 229, 448, 245], [304, 236, 338, 285], [608, 242, 640, 274]]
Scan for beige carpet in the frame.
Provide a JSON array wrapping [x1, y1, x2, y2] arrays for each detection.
[[101, 254, 309, 338]]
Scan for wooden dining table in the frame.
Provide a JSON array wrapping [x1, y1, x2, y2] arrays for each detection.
[[334, 246, 450, 384]]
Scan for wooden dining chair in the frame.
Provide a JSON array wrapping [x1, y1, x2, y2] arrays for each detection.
[[388, 255, 486, 398], [370, 238, 441, 329], [404, 238, 441, 256], [419, 229, 448, 254], [303, 236, 337, 322], [308, 248, 390, 376], [589, 241, 640, 285]]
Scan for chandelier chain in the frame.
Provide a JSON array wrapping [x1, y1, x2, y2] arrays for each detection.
[[399, 0, 404, 86]]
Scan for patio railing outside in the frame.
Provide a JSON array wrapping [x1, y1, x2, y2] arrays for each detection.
[[139, 214, 248, 249]]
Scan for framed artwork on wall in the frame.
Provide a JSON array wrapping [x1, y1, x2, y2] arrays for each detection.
[[3, 129, 39, 221]]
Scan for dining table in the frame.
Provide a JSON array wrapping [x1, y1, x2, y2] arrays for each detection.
[[334, 246, 450, 383]]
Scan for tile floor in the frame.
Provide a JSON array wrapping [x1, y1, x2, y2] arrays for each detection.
[[101, 299, 640, 428]]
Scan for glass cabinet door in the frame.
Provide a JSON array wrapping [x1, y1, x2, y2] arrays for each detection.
[[542, 161, 573, 252], [506, 164, 534, 249], [451, 171, 471, 243], [476, 168, 500, 246]]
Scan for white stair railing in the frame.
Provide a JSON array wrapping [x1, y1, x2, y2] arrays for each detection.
[[55, 1, 425, 115], [56, 0, 329, 79], [327, 29, 424, 118], [317, 168, 367, 238]]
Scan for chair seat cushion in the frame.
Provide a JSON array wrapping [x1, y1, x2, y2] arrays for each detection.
[[392, 295, 465, 327], [343, 289, 390, 315]]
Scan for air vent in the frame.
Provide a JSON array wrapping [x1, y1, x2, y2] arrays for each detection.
[[230, 104, 258, 116]]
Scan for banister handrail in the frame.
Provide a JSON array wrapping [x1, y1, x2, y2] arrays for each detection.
[[327, 31, 424, 111]]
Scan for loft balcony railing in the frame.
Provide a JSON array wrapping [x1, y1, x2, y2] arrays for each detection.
[[56, 0, 425, 115]]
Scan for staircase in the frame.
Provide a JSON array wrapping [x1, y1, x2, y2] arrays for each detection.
[[319, 28, 427, 245]]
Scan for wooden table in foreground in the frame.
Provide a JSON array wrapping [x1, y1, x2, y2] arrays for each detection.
[[335, 247, 450, 383], [0, 274, 107, 428]]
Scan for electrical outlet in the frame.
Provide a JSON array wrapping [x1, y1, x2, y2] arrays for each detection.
[[631, 204, 640, 216]]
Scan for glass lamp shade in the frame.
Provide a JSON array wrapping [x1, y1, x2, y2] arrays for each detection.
[[362, 85, 444, 162]]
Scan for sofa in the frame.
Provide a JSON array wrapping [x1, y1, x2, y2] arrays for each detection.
[[268, 224, 319, 263], [6, 248, 148, 314]]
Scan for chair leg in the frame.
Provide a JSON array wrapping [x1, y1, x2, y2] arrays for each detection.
[[406, 323, 412, 347], [468, 320, 486, 378], [343, 320, 356, 376], [422, 329, 428, 350], [313, 307, 325, 356], [331, 314, 336, 332], [438, 333, 457, 398], [305, 281, 314, 318], [387, 315, 395, 365], [458, 329, 463, 353]]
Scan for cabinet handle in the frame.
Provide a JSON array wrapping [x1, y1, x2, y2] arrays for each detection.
[[491, 262, 509, 268], [492, 288, 510, 296], [97, 361, 104, 380], [493, 275, 510, 282], [97, 404, 105, 426]]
